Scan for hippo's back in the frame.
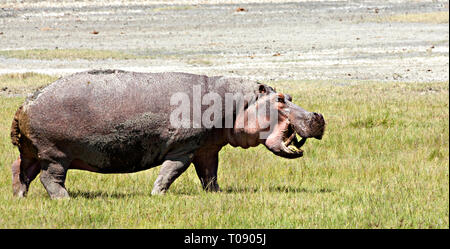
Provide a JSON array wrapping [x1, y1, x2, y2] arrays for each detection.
[[27, 70, 209, 135]]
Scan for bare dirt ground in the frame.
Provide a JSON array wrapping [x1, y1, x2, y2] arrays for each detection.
[[0, 0, 448, 82]]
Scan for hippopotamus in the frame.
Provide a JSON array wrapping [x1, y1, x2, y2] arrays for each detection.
[[10, 70, 325, 199]]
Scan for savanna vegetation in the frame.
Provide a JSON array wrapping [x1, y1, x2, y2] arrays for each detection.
[[0, 74, 448, 228]]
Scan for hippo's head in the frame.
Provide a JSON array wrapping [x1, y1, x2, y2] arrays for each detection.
[[229, 84, 325, 159], [262, 91, 325, 158]]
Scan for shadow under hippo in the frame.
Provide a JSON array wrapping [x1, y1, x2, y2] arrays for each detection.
[[10, 70, 325, 199]]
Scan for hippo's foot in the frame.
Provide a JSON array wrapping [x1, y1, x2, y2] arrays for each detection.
[[193, 149, 221, 193], [40, 160, 70, 199], [151, 188, 167, 195], [12, 181, 28, 198], [151, 154, 194, 196], [12, 159, 28, 198], [12, 157, 40, 198], [203, 180, 221, 192]]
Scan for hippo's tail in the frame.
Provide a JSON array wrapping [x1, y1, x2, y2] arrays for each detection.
[[10, 106, 23, 147]]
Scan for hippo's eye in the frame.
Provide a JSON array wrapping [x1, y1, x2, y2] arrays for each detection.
[[285, 94, 292, 102]]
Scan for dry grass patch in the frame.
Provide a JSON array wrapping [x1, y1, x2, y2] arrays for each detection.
[[0, 49, 150, 60], [376, 11, 449, 24]]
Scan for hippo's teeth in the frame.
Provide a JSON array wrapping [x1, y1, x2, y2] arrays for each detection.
[[284, 132, 296, 145], [281, 134, 307, 154], [288, 144, 301, 152], [281, 140, 302, 154]]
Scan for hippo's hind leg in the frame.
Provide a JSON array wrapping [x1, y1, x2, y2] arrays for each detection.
[[151, 153, 194, 195], [193, 149, 221, 192], [39, 159, 70, 199], [12, 157, 41, 197]]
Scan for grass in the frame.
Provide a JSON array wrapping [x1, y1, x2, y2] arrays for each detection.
[[374, 11, 449, 24], [0, 73, 58, 95], [0, 49, 214, 65], [0, 49, 150, 60], [187, 58, 214, 66], [0, 75, 448, 228]]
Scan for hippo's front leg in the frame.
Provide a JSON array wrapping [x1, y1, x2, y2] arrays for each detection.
[[151, 153, 194, 195], [193, 148, 221, 192]]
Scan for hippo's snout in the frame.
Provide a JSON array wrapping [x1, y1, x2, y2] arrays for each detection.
[[290, 109, 326, 141], [310, 112, 325, 140]]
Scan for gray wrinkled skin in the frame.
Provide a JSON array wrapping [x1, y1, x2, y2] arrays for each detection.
[[27, 70, 254, 171], [10, 70, 325, 199]]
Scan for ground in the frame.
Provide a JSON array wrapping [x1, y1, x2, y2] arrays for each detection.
[[0, 0, 448, 228], [0, 0, 448, 81]]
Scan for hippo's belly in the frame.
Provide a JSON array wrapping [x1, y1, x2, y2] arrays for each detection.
[[60, 132, 166, 173]]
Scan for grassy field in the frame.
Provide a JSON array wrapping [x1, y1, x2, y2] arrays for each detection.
[[0, 74, 448, 228], [0, 73, 58, 95]]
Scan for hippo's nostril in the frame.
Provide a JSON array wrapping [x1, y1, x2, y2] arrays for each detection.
[[313, 112, 323, 120]]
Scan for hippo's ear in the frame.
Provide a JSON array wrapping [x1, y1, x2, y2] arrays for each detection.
[[258, 84, 266, 93]]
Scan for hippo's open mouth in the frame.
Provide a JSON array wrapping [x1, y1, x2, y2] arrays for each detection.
[[279, 125, 307, 157]]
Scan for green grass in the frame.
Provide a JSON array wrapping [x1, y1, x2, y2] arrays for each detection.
[[0, 73, 58, 95], [0, 49, 150, 60], [0, 75, 448, 228]]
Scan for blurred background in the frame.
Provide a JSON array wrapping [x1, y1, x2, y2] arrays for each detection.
[[0, 0, 448, 82]]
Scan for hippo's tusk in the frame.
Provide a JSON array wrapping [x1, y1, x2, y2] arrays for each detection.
[[284, 131, 296, 145]]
